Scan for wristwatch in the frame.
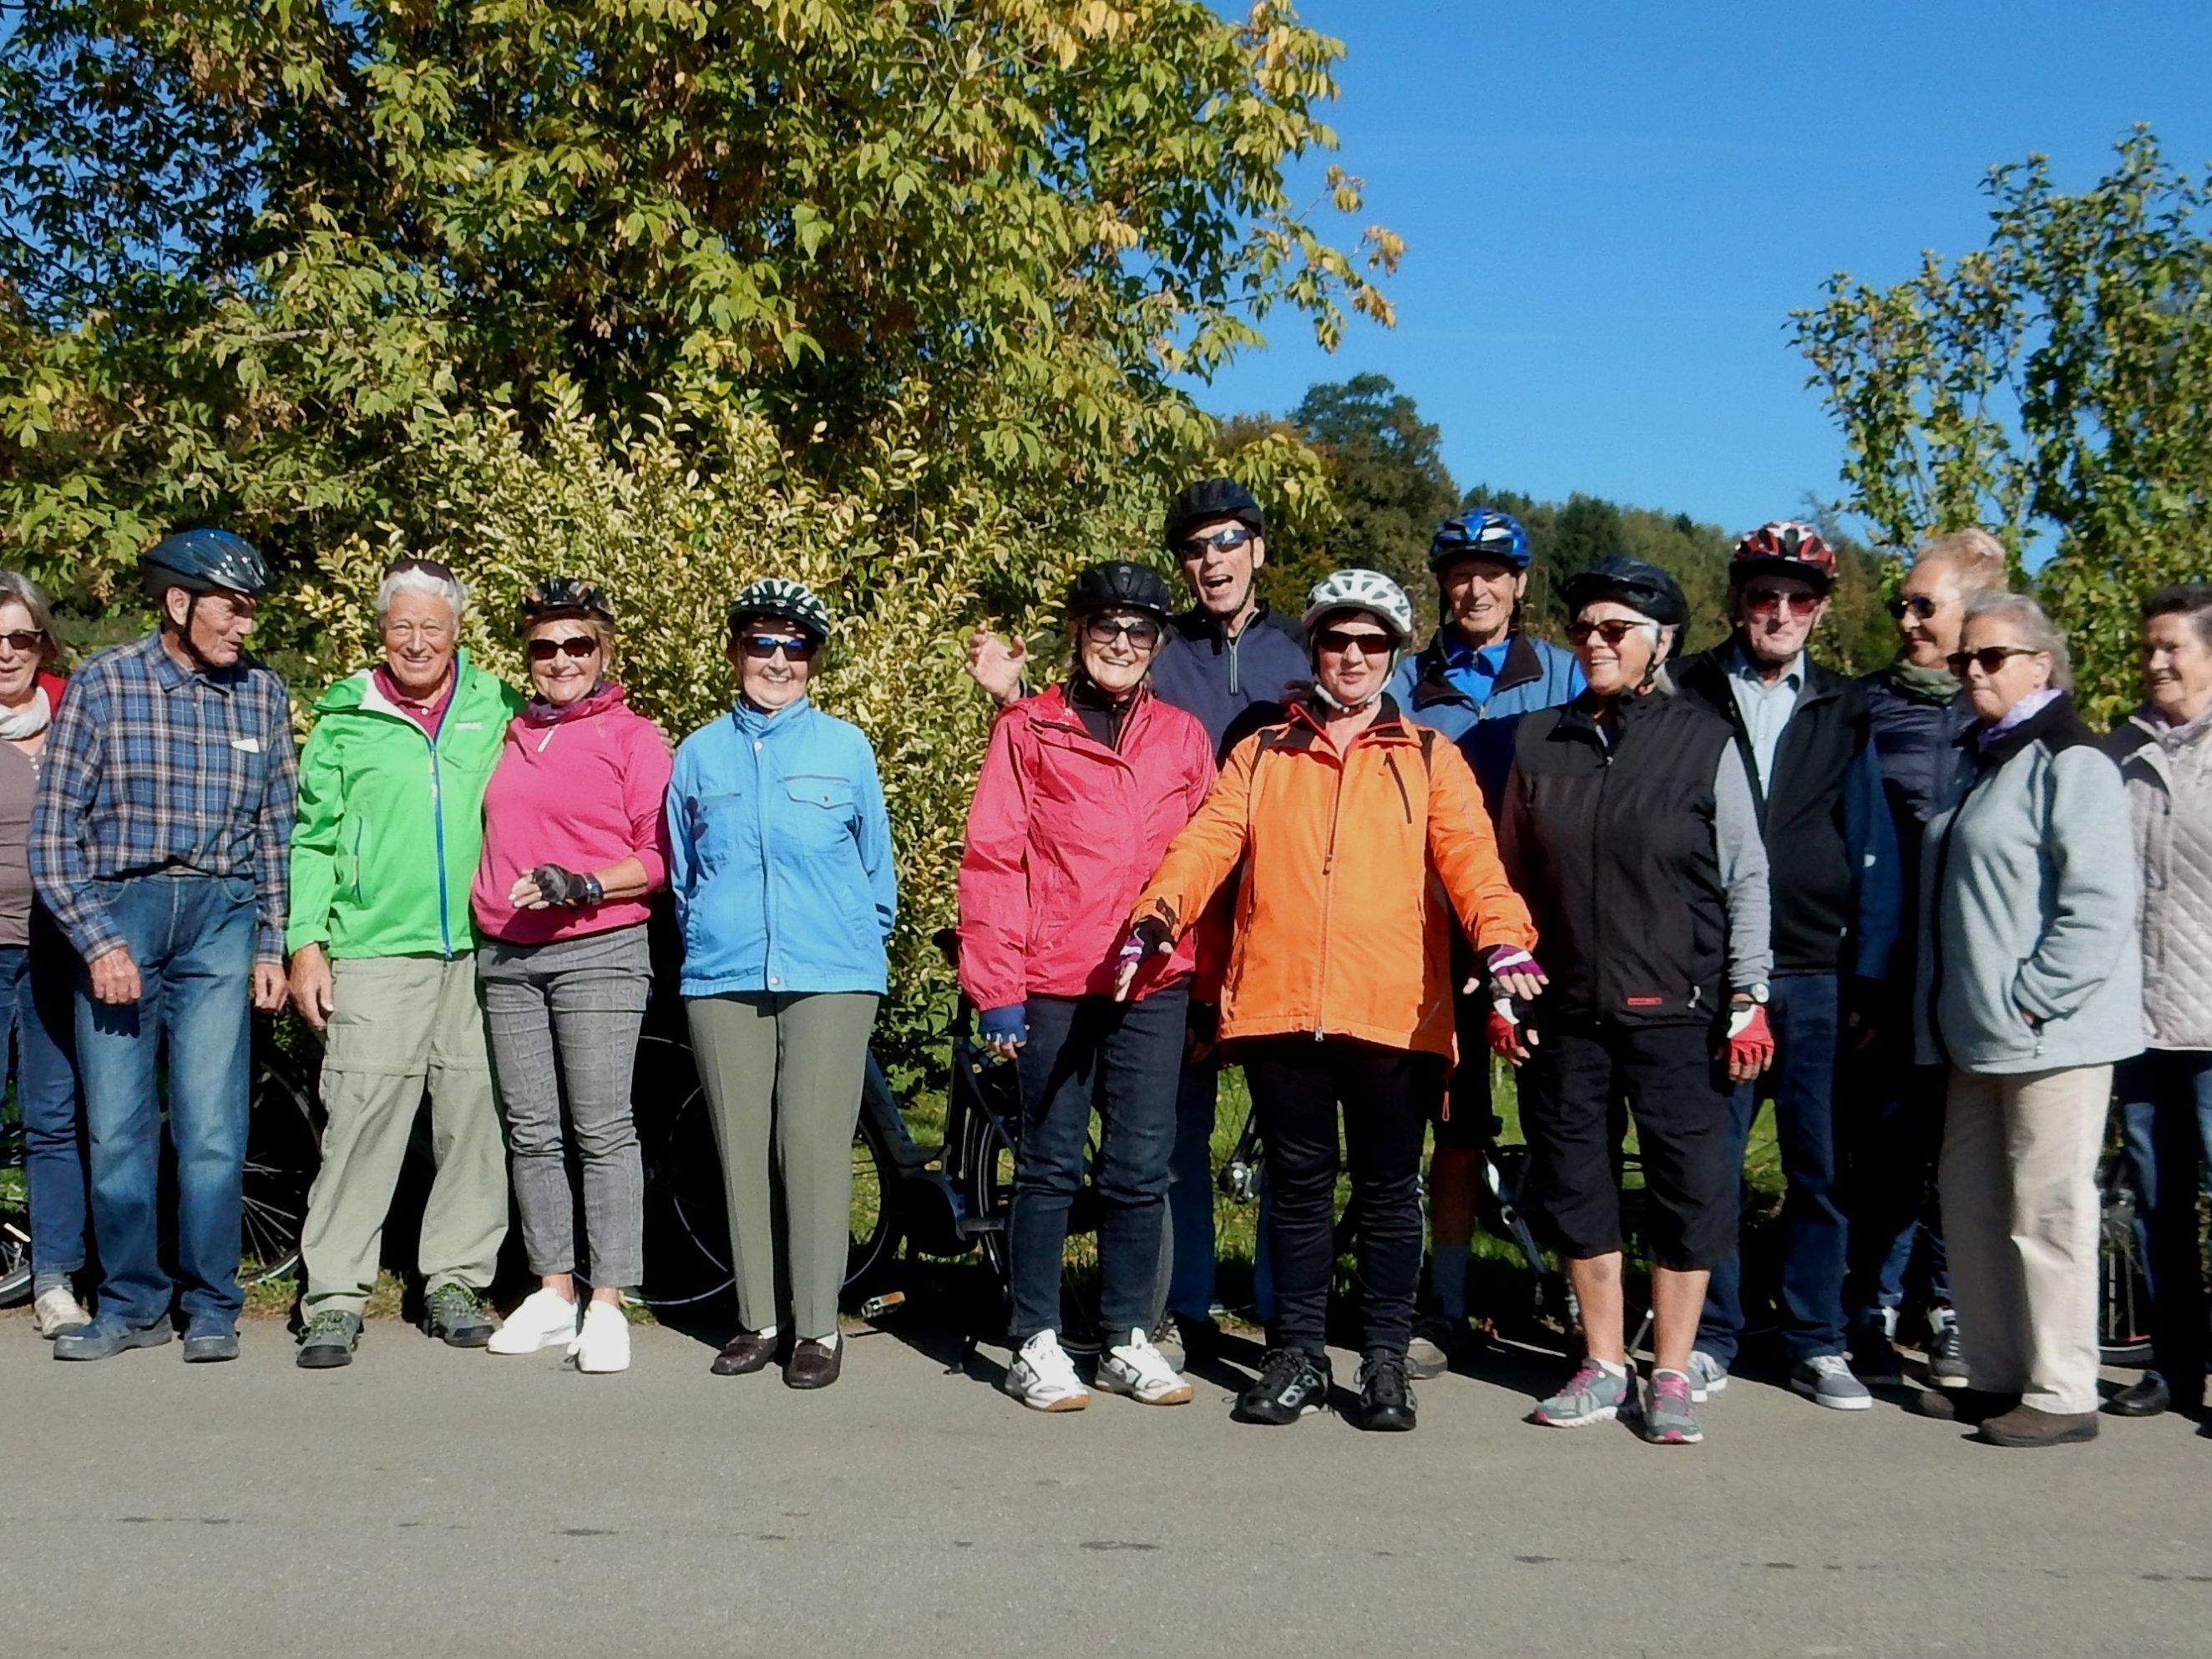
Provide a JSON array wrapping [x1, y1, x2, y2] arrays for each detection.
[[1730, 983, 1770, 1006]]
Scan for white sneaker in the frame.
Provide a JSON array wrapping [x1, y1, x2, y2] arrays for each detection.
[[33, 1285, 92, 1338], [1096, 1327, 1193, 1405], [1005, 1329, 1089, 1412], [487, 1288, 580, 1354], [569, 1301, 631, 1374], [1686, 1348, 1729, 1403]]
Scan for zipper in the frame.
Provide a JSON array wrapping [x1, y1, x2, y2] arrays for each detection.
[[1384, 752, 1414, 823], [428, 732, 453, 958], [1313, 730, 1356, 1040]]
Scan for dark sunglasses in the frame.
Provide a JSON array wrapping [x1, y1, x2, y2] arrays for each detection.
[[1180, 526, 1255, 557], [0, 628, 47, 653], [1314, 627, 1393, 656], [1566, 617, 1655, 646], [527, 635, 601, 662], [1082, 617, 1163, 649], [738, 633, 819, 662], [1947, 645, 2041, 676], [1886, 594, 1940, 620], [1744, 588, 1823, 618], [383, 555, 458, 584]]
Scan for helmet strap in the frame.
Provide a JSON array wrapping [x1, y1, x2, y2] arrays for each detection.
[[1308, 649, 1397, 715]]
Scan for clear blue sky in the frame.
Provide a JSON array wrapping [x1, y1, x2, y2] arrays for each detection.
[[1197, 0, 2212, 541]]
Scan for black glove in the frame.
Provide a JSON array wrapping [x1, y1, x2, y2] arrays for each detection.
[[530, 863, 601, 908]]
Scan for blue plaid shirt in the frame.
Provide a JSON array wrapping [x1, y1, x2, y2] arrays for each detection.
[[31, 633, 298, 964]]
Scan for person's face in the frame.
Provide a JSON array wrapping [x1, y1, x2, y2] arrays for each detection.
[[1076, 609, 1162, 698], [1733, 574, 1827, 665], [0, 600, 46, 705], [1569, 600, 1660, 697], [1894, 561, 1968, 666], [1175, 516, 1263, 621], [526, 620, 604, 706], [380, 592, 458, 697], [1310, 612, 1394, 708], [1954, 615, 2053, 724], [2143, 612, 2212, 723], [1439, 555, 1526, 645], [167, 586, 257, 667], [726, 616, 816, 711]]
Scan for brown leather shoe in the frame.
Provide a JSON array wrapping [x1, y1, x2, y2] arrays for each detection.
[[784, 1337, 843, 1390], [1977, 1403, 2098, 1447], [1910, 1388, 2019, 1424], [711, 1330, 779, 1377]]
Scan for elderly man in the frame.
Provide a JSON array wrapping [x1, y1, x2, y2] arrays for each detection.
[[286, 558, 523, 1368]]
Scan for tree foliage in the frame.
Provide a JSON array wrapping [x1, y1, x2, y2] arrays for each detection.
[[1280, 372, 1457, 610]]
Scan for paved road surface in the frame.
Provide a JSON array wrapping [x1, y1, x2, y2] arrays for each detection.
[[4, 1313, 2208, 1657]]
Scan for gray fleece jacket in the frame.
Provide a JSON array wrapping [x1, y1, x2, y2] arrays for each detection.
[[1915, 691, 2144, 1075]]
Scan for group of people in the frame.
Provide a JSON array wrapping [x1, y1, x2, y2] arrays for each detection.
[[2, 480, 2204, 1449]]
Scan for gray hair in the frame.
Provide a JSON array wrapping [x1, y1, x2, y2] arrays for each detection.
[[1912, 527, 2008, 597], [372, 562, 468, 625], [1962, 589, 2072, 689], [0, 568, 63, 665]]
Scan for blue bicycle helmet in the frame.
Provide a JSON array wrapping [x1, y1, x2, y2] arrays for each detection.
[[139, 529, 273, 597], [1429, 508, 1530, 573]]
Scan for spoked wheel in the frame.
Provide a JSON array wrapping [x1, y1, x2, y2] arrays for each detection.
[[959, 1064, 1104, 1354], [2098, 1153, 2155, 1366], [845, 1065, 903, 1297], [0, 1100, 30, 1307], [238, 1044, 321, 1287]]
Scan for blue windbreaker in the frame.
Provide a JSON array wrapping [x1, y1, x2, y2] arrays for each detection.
[[1388, 630, 1585, 812]]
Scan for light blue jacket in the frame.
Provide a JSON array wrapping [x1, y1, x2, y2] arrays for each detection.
[[666, 697, 896, 997]]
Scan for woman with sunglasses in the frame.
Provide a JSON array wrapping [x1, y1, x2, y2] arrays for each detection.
[[1501, 557, 1774, 1446], [473, 577, 672, 1373], [666, 577, 895, 1390], [1910, 590, 2139, 1448], [958, 561, 1216, 1412], [0, 569, 91, 1337], [1121, 569, 1539, 1433]]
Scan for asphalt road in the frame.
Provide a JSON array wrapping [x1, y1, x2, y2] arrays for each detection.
[[4, 1312, 2208, 1658]]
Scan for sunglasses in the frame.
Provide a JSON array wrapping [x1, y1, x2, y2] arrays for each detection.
[[383, 555, 458, 584], [1181, 526, 1255, 557], [527, 635, 601, 662], [1886, 594, 1940, 620], [1314, 628, 1393, 657], [1567, 617, 1657, 646], [1947, 645, 2041, 676], [0, 628, 47, 653], [738, 634, 819, 662], [1744, 588, 1823, 618], [1082, 617, 1163, 649]]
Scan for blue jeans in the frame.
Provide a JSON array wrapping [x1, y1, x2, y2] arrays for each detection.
[[1009, 986, 1187, 1343], [73, 873, 256, 1329], [1843, 1054, 1950, 1328], [2118, 1050, 2212, 1404], [3, 914, 87, 1277], [1698, 974, 1849, 1366]]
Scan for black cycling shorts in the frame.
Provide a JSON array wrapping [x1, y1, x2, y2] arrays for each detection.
[[1427, 985, 1495, 1151]]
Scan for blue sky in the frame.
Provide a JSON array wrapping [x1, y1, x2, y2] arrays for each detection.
[[1197, 1, 2212, 542]]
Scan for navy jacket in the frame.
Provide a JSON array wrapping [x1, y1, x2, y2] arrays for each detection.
[[1149, 604, 1308, 759], [1859, 665, 1975, 990]]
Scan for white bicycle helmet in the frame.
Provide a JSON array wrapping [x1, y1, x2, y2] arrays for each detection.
[[1302, 568, 1415, 646]]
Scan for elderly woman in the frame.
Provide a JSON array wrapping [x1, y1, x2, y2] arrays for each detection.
[[2102, 584, 2212, 1422], [286, 558, 522, 1368], [666, 578, 894, 1391], [959, 562, 1216, 1414], [1912, 590, 2141, 1447], [0, 569, 89, 1337], [474, 578, 672, 1374]]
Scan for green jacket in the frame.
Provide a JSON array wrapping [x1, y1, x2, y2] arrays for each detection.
[[286, 654, 524, 959]]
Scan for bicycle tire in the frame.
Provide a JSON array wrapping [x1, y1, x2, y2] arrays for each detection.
[[0, 1100, 28, 1306], [238, 1044, 323, 1287], [2097, 1156, 2155, 1366]]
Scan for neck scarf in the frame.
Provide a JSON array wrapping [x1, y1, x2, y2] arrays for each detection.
[[1888, 656, 1961, 705], [0, 685, 52, 741]]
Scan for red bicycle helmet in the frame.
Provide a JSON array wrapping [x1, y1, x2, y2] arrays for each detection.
[[1730, 521, 1836, 592]]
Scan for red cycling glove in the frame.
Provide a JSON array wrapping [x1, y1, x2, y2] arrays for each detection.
[[1725, 1002, 1775, 1076]]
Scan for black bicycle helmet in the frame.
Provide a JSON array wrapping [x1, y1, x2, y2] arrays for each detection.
[[1066, 560, 1175, 620], [1162, 477, 1263, 551], [139, 529, 272, 598], [1558, 556, 1688, 629], [515, 576, 615, 633], [726, 576, 831, 645]]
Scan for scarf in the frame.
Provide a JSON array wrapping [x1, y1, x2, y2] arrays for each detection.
[[0, 685, 51, 741], [1887, 656, 1961, 705]]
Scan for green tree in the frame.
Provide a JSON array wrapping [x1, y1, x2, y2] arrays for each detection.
[[1794, 127, 2212, 720], [1283, 372, 1458, 615]]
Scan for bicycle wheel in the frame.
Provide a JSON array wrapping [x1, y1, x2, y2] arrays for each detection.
[[844, 1065, 902, 1296], [2098, 1154, 2155, 1366], [239, 1044, 322, 1287], [635, 1033, 736, 1310], [956, 1055, 1104, 1353], [0, 1097, 29, 1306]]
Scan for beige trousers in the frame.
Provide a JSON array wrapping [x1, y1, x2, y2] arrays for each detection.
[[1940, 1065, 2112, 1415]]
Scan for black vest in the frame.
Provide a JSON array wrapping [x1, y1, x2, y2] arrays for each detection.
[[1501, 690, 1734, 1025]]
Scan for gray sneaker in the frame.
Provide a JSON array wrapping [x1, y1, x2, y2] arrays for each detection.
[[1530, 1359, 1632, 1428], [1643, 1368, 1704, 1444], [1686, 1348, 1729, 1403], [1926, 1315, 1970, 1388], [1790, 1353, 1873, 1410], [1406, 1313, 1466, 1380], [296, 1309, 362, 1370], [425, 1283, 495, 1348]]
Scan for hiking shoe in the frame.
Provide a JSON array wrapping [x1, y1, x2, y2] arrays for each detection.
[[569, 1301, 631, 1373], [53, 1317, 172, 1362], [181, 1321, 240, 1363], [425, 1283, 495, 1348], [488, 1287, 580, 1354], [1097, 1328, 1193, 1406], [1406, 1313, 1470, 1380], [1529, 1359, 1632, 1429], [1233, 1348, 1331, 1425], [1849, 1319, 1904, 1387], [32, 1285, 92, 1338], [1643, 1368, 1703, 1444], [1357, 1351, 1417, 1432], [1925, 1316, 1970, 1388], [1005, 1329, 1090, 1412], [1791, 1353, 1873, 1411], [296, 1310, 362, 1369], [1977, 1403, 2098, 1448], [1686, 1348, 1729, 1402]]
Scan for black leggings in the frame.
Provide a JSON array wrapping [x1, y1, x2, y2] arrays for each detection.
[[1243, 1036, 1444, 1359]]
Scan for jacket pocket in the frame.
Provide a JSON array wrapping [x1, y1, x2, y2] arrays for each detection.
[[779, 774, 857, 854]]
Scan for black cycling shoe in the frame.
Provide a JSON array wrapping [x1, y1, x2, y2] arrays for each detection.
[[1357, 1351, 1417, 1433], [1233, 1348, 1331, 1425]]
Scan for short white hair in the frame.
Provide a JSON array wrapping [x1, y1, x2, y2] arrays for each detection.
[[373, 562, 468, 625], [1962, 589, 2072, 689]]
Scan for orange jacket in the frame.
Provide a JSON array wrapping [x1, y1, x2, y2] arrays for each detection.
[[1130, 700, 1536, 1059]]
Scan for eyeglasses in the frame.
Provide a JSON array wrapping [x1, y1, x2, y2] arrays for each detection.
[[1947, 645, 2042, 677], [1567, 617, 1656, 646], [1314, 628, 1393, 657], [1886, 594, 1940, 620], [527, 635, 601, 662], [738, 634, 819, 662], [0, 629, 47, 654], [383, 556, 458, 584], [1180, 526, 1255, 557], [1082, 617, 1163, 649], [1744, 588, 1822, 618]]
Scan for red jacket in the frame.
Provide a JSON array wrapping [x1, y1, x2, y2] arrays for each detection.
[[957, 684, 1216, 1012]]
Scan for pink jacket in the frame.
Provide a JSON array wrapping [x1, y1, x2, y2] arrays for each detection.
[[957, 684, 1215, 1011], [472, 683, 674, 945]]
